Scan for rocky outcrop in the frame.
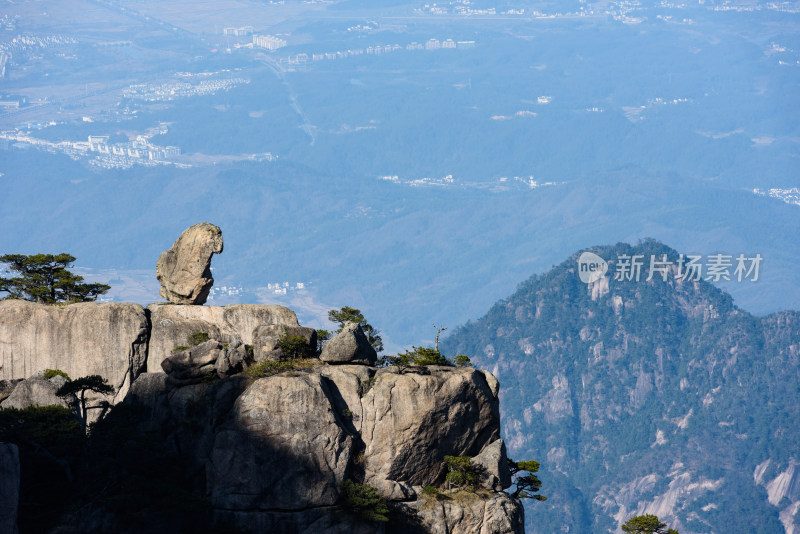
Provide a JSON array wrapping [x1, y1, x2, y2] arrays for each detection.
[[320, 322, 378, 365], [0, 294, 522, 533], [472, 439, 512, 491], [215, 342, 250, 378], [252, 324, 316, 361], [126, 364, 521, 534], [161, 340, 226, 387], [359, 367, 500, 498], [0, 300, 149, 401], [0, 375, 70, 410], [0, 380, 22, 404], [146, 303, 298, 372], [0, 443, 20, 534], [161, 339, 252, 387], [156, 222, 223, 305], [400, 491, 524, 534]]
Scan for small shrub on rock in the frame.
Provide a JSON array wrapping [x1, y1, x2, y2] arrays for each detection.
[[244, 360, 294, 378], [339, 480, 389, 523], [359, 376, 377, 397], [422, 485, 441, 497], [386, 347, 451, 367], [444, 455, 480, 491], [244, 358, 318, 379], [43, 369, 70, 380], [277, 333, 313, 359], [188, 332, 210, 346], [453, 354, 473, 367]]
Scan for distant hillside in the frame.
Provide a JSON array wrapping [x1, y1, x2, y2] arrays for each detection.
[[442, 239, 800, 534]]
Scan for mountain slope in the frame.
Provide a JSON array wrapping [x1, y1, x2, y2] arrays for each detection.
[[442, 240, 800, 533]]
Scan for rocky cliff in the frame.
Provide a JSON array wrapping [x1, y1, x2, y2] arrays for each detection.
[[0, 300, 299, 395], [127, 364, 523, 534], [0, 298, 526, 534]]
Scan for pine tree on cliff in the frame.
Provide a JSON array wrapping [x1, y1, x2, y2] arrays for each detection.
[[0, 253, 110, 304], [57, 375, 115, 430]]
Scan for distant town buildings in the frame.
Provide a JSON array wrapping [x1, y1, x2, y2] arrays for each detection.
[[0, 127, 182, 170], [379, 173, 562, 191], [83, 135, 180, 161], [224, 26, 253, 36], [122, 77, 249, 102], [253, 34, 287, 50], [287, 36, 472, 66]]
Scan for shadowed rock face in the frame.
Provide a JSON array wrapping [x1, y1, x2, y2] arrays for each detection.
[[210, 374, 354, 511], [127, 365, 520, 534], [0, 443, 20, 534], [156, 223, 223, 305], [358, 367, 501, 495], [0, 300, 149, 400]]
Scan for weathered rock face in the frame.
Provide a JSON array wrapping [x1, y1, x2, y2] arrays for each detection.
[[126, 364, 522, 534], [0, 300, 149, 401], [472, 439, 512, 491], [155, 222, 223, 305], [399, 491, 524, 534], [252, 324, 317, 361], [161, 339, 253, 387], [146, 303, 298, 372], [161, 340, 225, 387], [215, 342, 250, 378], [210, 374, 353, 512], [0, 442, 20, 534], [0, 380, 22, 404], [320, 322, 378, 366], [0, 375, 70, 410], [360, 367, 501, 496]]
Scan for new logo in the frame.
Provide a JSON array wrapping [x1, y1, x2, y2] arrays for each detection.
[[577, 252, 608, 284]]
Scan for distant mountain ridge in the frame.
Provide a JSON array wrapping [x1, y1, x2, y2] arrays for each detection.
[[442, 239, 800, 534]]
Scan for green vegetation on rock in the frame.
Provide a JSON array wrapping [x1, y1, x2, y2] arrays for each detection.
[[443, 455, 479, 490], [384, 346, 451, 367], [244, 358, 318, 378], [42, 369, 70, 380], [277, 333, 314, 359], [188, 331, 210, 346], [339, 480, 389, 523]]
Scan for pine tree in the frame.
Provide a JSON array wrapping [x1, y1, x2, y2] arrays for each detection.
[[0, 253, 110, 304]]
